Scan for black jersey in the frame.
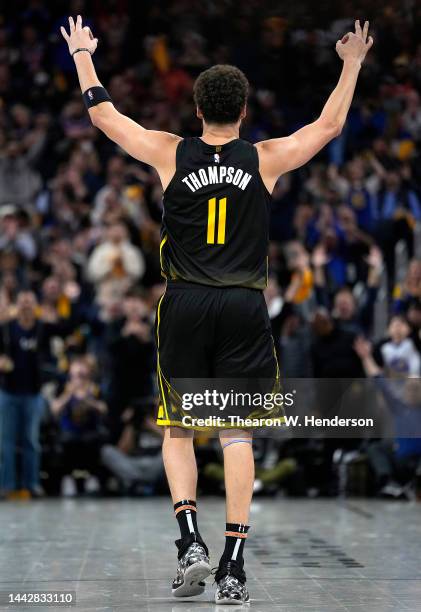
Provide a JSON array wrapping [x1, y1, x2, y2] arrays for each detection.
[[160, 137, 272, 290]]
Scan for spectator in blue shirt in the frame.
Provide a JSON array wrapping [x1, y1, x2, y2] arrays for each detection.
[[0, 291, 55, 497]]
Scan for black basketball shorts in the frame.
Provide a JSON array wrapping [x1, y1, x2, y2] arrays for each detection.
[[155, 280, 282, 429]]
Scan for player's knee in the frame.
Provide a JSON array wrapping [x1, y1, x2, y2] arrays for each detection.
[[219, 430, 252, 449]]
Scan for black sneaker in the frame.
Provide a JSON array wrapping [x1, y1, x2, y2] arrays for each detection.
[[172, 534, 211, 598], [214, 559, 250, 605]]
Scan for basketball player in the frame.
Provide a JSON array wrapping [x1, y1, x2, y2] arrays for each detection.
[[61, 16, 373, 604]]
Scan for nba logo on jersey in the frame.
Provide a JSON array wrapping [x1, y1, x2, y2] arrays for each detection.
[[88, 90, 93, 100], [214, 153, 220, 163]]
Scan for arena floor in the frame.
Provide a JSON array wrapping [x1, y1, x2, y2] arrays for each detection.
[[0, 498, 420, 611]]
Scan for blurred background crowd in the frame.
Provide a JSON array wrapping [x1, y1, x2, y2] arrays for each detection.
[[0, 0, 420, 501]]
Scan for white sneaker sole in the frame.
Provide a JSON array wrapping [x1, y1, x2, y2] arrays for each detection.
[[172, 560, 211, 598], [215, 595, 250, 605]]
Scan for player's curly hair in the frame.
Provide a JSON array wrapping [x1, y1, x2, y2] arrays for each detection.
[[193, 65, 249, 125]]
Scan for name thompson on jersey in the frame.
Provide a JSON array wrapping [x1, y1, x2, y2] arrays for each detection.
[[160, 137, 271, 290], [182, 166, 253, 193]]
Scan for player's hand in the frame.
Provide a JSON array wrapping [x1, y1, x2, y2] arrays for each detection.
[[336, 20, 373, 65], [60, 15, 98, 57]]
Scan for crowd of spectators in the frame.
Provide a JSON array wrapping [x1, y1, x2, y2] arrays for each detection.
[[0, 0, 420, 500]]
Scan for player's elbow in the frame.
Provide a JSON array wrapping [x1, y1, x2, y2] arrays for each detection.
[[329, 120, 344, 139], [89, 106, 113, 131], [318, 117, 343, 139], [89, 107, 104, 128]]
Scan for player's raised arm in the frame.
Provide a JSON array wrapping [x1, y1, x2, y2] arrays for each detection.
[[60, 15, 180, 189], [256, 20, 373, 193]]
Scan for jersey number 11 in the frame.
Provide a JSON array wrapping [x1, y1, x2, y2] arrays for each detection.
[[207, 197, 227, 245]]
